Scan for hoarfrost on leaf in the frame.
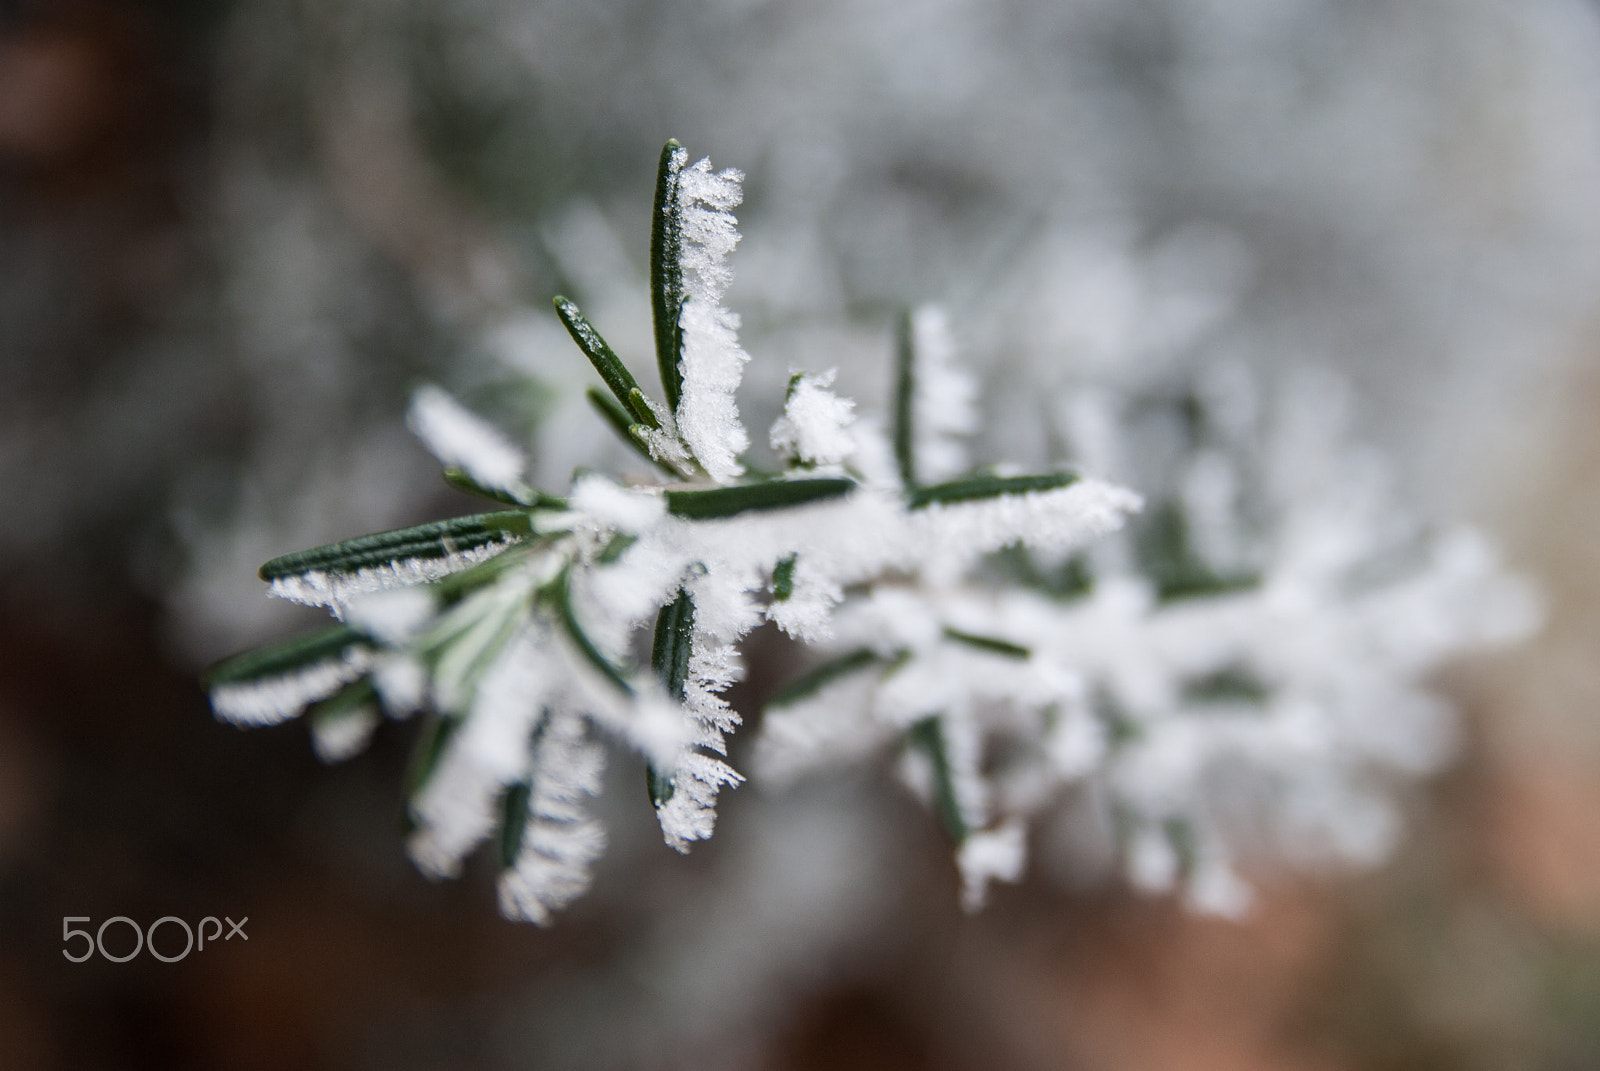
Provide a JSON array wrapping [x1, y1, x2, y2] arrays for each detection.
[[406, 384, 530, 495], [673, 154, 752, 485], [907, 305, 979, 484], [770, 369, 857, 468]]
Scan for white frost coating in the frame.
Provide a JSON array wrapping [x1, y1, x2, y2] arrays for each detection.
[[211, 648, 373, 726], [267, 538, 519, 612], [674, 154, 750, 483], [769, 369, 857, 467], [910, 305, 979, 483], [912, 479, 1144, 577], [406, 384, 528, 492], [579, 539, 692, 647], [765, 556, 843, 642], [429, 572, 539, 714], [618, 691, 697, 770], [848, 416, 903, 492], [941, 713, 990, 834], [410, 632, 550, 879], [1046, 704, 1106, 779], [655, 628, 748, 852], [344, 586, 436, 645], [569, 474, 666, 535], [311, 704, 379, 762], [498, 709, 609, 924], [656, 751, 746, 851], [545, 608, 689, 770], [958, 820, 1028, 912]]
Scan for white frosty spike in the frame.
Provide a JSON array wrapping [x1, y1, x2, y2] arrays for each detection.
[[266, 538, 519, 613], [674, 156, 750, 483], [406, 384, 529, 493], [656, 750, 746, 852], [498, 709, 608, 924], [958, 820, 1027, 912], [910, 305, 979, 483], [654, 627, 747, 852], [210, 648, 373, 726], [770, 369, 857, 467]]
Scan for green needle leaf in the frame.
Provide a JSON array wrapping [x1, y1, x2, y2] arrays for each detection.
[[498, 779, 532, 870], [1137, 501, 1261, 602], [425, 591, 525, 713], [443, 467, 533, 506], [1181, 664, 1270, 705], [906, 472, 1078, 509], [646, 765, 676, 808], [772, 554, 797, 601], [942, 626, 1031, 660], [597, 534, 636, 564], [309, 677, 377, 723], [403, 713, 460, 823], [441, 467, 565, 509], [646, 588, 696, 808], [203, 623, 369, 688], [586, 385, 634, 438], [893, 308, 917, 488], [585, 388, 683, 478], [626, 388, 662, 430], [550, 568, 633, 695], [665, 477, 854, 519], [258, 512, 537, 581], [651, 139, 686, 412], [768, 648, 880, 708], [651, 589, 695, 701], [429, 542, 545, 606], [989, 545, 1093, 601], [554, 296, 658, 425], [909, 716, 968, 842]]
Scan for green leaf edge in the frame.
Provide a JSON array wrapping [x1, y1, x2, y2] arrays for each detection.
[[908, 715, 969, 842], [907, 472, 1078, 510], [258, 512, 537, 581], [651, 139, 686, 413], [665, 477, 854, 519], [768, 648, 880, 708], [203, 623, 369, 688]]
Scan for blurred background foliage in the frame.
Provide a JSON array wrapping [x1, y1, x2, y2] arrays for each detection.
[[6, 0, 1600, 1067]]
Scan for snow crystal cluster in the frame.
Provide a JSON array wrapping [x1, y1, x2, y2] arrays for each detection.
[[207, 143, 1534, 924]]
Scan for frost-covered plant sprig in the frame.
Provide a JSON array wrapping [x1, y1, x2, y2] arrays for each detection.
[[756, 364, 1539, 913], [204, 141, 1140, 923]]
